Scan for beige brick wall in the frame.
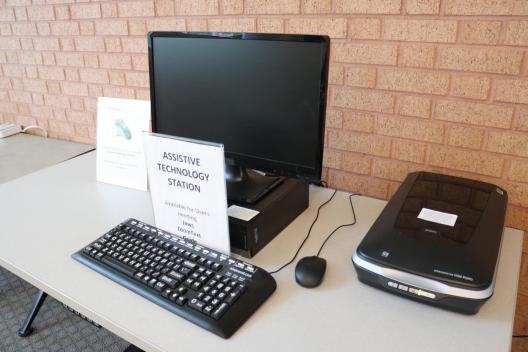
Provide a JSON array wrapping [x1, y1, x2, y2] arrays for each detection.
[[0, 0, 528, 345]]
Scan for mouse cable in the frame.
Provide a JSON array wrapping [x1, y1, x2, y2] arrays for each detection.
[[268, 188, 338, 275], [315, 193, 360, 257]]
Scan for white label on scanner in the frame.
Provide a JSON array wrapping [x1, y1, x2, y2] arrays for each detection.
[[227, 205, 260, 222], [417, 208, 458, 227]]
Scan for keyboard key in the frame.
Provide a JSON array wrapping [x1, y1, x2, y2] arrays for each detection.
[[160, 275, 179, 288], [203, 305, 214, 316], [183, 260, 196, 270], [154, 281, 166, 292], [238, 284, 247, 293], [212, 302, 229, 320], [179, 267, 191, 275], [176, 296, 187, 306], [169, 270, 185, 281], [170, 293, 179, 302], [101, 257, 136, 277], [189, 298, 206, 312], [225, 290, 241, 306]]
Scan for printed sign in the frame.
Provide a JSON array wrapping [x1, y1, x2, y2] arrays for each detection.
[[96, 97, 150, 191], [144, 133, 230, 254]]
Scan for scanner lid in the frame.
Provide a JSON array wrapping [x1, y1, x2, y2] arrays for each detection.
[[357, 172, 507, 290]]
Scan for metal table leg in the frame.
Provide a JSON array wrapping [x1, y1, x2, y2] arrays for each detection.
[[17, 289, 48, 337]]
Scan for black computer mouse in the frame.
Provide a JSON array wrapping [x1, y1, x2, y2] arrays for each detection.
[[295, 256, 327, 288]]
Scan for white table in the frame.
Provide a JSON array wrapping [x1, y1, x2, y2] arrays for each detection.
[[0, 151, 522, 352], [0, 133, 93, 184]]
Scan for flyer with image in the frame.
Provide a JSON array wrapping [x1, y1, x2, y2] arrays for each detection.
[[96, 97, 150, 191]]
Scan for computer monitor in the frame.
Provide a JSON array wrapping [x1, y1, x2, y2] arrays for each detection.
[[148, 32, 330, 204]]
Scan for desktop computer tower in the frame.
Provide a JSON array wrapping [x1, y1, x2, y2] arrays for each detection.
[[228, 179, 309, 258]]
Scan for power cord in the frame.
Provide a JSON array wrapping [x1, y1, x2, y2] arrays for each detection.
[[269, 188, 360, 274], [316, 193, 359, 257], [22, 125, 48, 138], [269, 188, 337, 274]]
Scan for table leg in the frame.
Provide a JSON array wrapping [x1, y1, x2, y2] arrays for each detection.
[[17, 290, 145, 351], [17, 289, 48, 337]]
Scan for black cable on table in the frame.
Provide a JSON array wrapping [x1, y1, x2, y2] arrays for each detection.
[[269, 190, 361, 275], [269, 189, 338, 274]]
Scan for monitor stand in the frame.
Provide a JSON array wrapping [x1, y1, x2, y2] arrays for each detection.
[[225, 164, 284, 204]]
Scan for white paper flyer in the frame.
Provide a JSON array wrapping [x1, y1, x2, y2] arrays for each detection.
[[96, 97, 151, 191], [143, 133, 231, 254]]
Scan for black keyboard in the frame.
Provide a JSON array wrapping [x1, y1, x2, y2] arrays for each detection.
[[72, 218, 276, 338]]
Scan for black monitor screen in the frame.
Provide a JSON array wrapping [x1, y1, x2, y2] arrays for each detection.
[[149, 32, 329, 181]]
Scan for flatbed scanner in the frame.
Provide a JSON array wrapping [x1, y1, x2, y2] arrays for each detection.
[[352, 172, 508, 314]]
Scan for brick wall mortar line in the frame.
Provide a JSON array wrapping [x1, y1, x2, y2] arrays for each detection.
[[392, 106, 517, 135], [3, 13, 524, 21], [454, 18, 462, 43], [521, 51, 528, 77], [333, 85, 518, 112], [497, 19, 506, 46], [331, 37, 527, 51], [369, 147, 376, 176], [395, 43, 400, 66], [485, 76, 493, 102], [439, 0, 445, 16], [511, 106, 520, 131], [430, 96, 437, 119], [502, 158, 511, 179], [219, 0, 225, 16], [331, 63, 524, 82], [442, 120, 449, 144], [488, 76, 498, 103], [446, 65, 453, 96]]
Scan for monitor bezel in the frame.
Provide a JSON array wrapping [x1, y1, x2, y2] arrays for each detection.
[[147, 31, 330, 183]]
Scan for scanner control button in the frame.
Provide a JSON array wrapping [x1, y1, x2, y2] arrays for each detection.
[[419, 290, 436, 299], [388, 281, 398, 288], [409, 288, 419, 294], [397, 284, 408, 292]]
